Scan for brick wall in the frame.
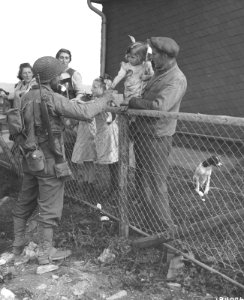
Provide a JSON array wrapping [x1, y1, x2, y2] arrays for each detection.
[[102, 0, 244, 116]]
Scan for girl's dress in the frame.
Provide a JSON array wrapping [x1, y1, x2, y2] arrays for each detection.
[[71, 98, 119, 183], [71, 118, 97, 164], [95, 112, 118, 164], [112, 61, 154, 100]]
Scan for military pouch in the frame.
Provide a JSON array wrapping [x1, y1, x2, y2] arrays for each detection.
[[54, 161, 73, 181], [6, 108, 24, 136], [25, 149, 45, 172]]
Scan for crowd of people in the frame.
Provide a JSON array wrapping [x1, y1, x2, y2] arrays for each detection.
[[0, 35, 187, 265]]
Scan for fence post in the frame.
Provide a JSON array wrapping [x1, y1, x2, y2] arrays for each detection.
[[118, 112, 130, 238]]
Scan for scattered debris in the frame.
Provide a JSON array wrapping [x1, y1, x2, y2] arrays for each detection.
[[106, 290, 127, 300], [100, 216, 110, 221], [166, 255, 185, 280], [98, 248, 116, 264], [0, 287, 16, 299], [0, 265, 16, 283], [14, 256, 29, 266], [13, 242, 38, 266], [72, 287, 85, 297], [84, 291, 106, 299], [36, 283, 47, 290], [22, 241, 37, 260], [36, 264, 59, 275], [166, 282, 181, 291], [0, 196, 10, 207], [97, 203, 110, 221], [0, 252, 15, 266]]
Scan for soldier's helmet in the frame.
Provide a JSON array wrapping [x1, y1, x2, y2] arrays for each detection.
[[33, 56, 66, 83]]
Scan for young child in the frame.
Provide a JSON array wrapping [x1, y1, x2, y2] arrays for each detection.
[[111, 35, 154, 102], [71, 77, 119, 197], [93, 77, 119, 195], [112, 36, 153, 167], [71, 93, 97, 196]]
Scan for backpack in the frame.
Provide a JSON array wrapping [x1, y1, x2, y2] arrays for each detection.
[[6, 96, 37, 151], [6, 99, 46, 172], [6, 107, 25, 138], [7, 90, 73, 178]]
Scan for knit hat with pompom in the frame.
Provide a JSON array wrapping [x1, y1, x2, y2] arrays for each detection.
[[33, 56, 66, 83]]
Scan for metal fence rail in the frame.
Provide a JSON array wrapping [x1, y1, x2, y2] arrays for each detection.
[[64, 109, 244, 279]]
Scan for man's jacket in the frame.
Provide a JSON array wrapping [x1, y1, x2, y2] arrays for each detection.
[[129, 64, 187, 137]]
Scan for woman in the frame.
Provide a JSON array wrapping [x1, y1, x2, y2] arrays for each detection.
[[55, 48, 83, 99], [0, 63, 36, 109]]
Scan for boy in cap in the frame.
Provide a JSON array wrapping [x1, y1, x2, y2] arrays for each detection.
[[128, 37, 187, 232], [11, 56, 119, 265]]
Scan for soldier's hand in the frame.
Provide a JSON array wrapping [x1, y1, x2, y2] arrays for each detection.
[[120, 102, 129, 112]]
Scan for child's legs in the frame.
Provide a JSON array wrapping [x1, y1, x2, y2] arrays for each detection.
[[108, 162, 119, 189], [75, 161, 95, 184], [83, 161, 95, 184]]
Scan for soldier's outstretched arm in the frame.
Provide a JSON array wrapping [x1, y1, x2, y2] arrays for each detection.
[[53, 92, 113, 120]]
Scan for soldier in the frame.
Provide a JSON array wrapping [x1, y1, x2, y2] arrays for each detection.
[[11, 56, 117, 265]]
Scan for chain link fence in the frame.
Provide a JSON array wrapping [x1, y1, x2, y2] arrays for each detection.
[[0, 106, 243, 281], [63, 108, 244, 279]]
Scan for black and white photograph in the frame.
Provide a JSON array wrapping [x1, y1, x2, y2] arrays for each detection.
[[0, 1, 244, 299]]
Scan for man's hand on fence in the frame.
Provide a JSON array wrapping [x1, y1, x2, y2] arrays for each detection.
[[119, 102, 129, 112]]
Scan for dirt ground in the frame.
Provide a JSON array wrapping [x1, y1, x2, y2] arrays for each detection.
[[0, 156, 243, 299], [0, 194, 241, 300]]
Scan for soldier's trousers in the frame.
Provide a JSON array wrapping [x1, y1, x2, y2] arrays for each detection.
[[13, 172, 64, 227]]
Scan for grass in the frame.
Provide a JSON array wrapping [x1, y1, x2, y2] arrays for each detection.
[[56, 199, 244, 297]]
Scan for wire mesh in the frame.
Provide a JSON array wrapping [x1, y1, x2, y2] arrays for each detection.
[[1, 105, 243, 279], [64, 113, 120, 219], [63, 109, 244, 278]]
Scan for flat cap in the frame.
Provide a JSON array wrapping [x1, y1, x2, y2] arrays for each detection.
[[148, 37, 180, 57], [33, 56, 66, 83]]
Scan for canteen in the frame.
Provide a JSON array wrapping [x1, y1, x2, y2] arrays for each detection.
[[26, 149, 45, 172]]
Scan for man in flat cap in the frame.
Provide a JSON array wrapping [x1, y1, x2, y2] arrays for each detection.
[[10, 56, 119, 265], [128, 37, 187, 232]]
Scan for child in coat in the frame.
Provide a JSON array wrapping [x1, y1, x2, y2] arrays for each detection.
[[111, 35, 154, 103], [71, 77, 119, 197], [71, 93, 97, 196], [112, 36, 153, 167]]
